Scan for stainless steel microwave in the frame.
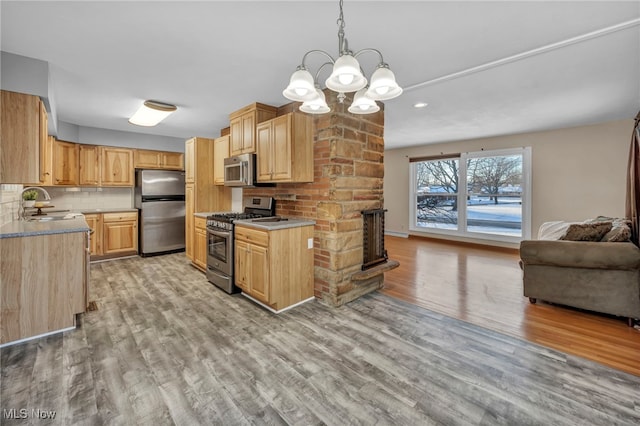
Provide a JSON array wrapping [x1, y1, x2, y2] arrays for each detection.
[[224, 153, 255, 187]]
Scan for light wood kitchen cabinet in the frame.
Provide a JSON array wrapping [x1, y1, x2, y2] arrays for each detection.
[[101, 146, 134, 186], [256, 112, 313, 183], [235, 224, 314, 312], [185, 139, 195, 183], [52, 139, 80, 185], [229, 103, 277, 156], [184, 137, 231, 270], [213, 135, 229, 185], [134, 149, 184, 170], [102, 211, 138, 255], [185, 183, 194, 260], [0, 90, 45, 184], [79, 144, 101, 186], [193, 216, 207, 271], [84, 213, 103, 256], [1, 230, 88, 345]]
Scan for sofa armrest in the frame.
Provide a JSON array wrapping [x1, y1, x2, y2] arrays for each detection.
[[520, 240, 640, 270]]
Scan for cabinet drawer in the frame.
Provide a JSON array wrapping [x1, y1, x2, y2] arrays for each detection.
[[235, 226, 269, 246], [194, 216, 206, 230], [103, 211, 138, 222]]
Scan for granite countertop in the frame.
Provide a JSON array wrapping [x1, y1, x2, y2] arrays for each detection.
[[194, 212, 213, 218], [0, 215, 90, 239], [235, 217, 316, 231], [80, 208, 138, 214]]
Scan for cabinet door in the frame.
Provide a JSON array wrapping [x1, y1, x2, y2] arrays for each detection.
[[235, 240, 249, 291], [213, 136, 229, 185], [249, 244, 269, 303], [194, 228, 207, 270], [185, 139, 195, 182], [38, 100, 49, 183], [52, 140, 79, 185], [256, 122, 272, 181], [0, 91, 40, 184], [229, 117, 243, 156], [161, 152, 184, 170], [271, 115, 292, 181], [101, 147, 133, 186], [103, 220, 137, 254], [185, 184, 194, 260], [79, 145, 101, 186], [241, 113, 255, 153], [84, 213, 103, 256], [134, 149, 162, 168]]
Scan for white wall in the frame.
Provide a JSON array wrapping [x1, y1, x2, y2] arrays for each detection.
[[384, 119, 633, 247]]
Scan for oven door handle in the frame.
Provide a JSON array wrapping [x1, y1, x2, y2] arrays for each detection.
[[207, 266, 233, 282], [207, 228, 232, 238]]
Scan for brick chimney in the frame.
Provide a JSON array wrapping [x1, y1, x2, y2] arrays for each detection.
[[244, 90, 386, 307]]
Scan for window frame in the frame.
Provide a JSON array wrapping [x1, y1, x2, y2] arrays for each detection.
[[409, 147, 531, 243]]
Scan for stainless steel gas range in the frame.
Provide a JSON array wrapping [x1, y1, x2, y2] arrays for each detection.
[[205, 196, 275, 293]]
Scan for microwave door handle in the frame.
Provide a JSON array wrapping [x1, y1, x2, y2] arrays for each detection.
[[242, 162, 248, 184]]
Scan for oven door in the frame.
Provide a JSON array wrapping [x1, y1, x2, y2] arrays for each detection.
[[207, 228, 233, 276]]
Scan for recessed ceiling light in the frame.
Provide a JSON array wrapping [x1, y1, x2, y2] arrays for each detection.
[[129, 100, 177, 126], [413, 102, 429, 108]]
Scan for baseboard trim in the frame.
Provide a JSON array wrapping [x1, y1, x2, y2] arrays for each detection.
[[385, 231, 409, 238]]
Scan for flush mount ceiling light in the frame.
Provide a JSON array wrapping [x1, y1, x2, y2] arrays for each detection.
[[129, 100, 177, 126], [413, 102, 429, 108], [282, 0, 402, 114]]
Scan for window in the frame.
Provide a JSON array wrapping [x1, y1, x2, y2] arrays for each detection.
[[410, 147, 531, 242]]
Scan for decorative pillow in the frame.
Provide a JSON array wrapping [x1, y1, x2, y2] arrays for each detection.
[[560, 222, 612, 241], [601, 221, 632, 242]]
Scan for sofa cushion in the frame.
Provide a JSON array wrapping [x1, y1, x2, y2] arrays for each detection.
[[520, 240, 640, 270], [560, 222, 612, 241]]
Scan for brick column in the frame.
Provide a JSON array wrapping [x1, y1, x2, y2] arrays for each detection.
[[244, 90, 385, 307]]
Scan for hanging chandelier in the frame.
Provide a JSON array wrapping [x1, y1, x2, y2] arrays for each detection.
[[282, 0, 402, 115]]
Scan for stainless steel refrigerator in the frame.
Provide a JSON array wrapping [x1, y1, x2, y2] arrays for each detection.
[[134, 169, 186, 256]]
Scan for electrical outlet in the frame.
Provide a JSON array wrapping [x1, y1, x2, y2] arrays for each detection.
[[307, 238, 313, 249]]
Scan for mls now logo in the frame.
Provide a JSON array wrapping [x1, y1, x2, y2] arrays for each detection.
[[3, 408, 57, 419]]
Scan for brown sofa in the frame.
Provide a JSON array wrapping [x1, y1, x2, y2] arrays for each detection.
[[519, 239, 640, 325]]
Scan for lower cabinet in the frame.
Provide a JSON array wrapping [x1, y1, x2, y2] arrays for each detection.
[[193, 216, 207, 271], [84, 213, 103, 256], [235, 224, 314, 312], [87, 211, 138, 258], [0, 230, 88, 345]]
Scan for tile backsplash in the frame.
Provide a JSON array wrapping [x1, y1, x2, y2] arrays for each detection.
[[0, 185, 134, 226], [0, 184, 23, 226], [45, 187, 134, 211]]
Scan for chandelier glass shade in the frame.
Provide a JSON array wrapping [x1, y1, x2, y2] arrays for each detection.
[[282, 0, 402, 114]]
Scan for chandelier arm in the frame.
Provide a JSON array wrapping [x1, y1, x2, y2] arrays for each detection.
[[353, 48, 386, 65], [314, 62, 335, 83], [301, 50, 336, 69]]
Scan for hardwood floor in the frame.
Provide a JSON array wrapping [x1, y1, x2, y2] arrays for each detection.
[[383, 235, 640, 376], [2, 253, 640, 425]]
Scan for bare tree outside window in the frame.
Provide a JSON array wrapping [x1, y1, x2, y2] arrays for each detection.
[[414, 151, 525, 237]]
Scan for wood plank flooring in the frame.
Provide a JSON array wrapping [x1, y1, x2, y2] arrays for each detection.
[[2, 253, 640, 425], [382, 235, 640, 376]]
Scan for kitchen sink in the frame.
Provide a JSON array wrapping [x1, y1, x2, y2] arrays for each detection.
[[26, 214, 82, 222]]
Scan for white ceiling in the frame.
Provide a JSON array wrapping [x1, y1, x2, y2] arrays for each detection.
[[1, 1, 639, 150]]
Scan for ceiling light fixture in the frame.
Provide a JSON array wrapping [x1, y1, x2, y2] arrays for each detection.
[[282, 0, 402, 114], [413, 102, 429, 108], [129, 100, 177, 127]]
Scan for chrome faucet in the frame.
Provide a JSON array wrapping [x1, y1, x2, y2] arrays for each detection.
[[21, 187, 51, 201], [19, 187, 52, 220]]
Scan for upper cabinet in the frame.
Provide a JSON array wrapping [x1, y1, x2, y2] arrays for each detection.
[[229, 103, 277, 156], [256, 112, 313, 183], [185, 139, 195, 183], [52, 139, 80, 185], [213, 135, 229, 185], [134, 149, 184, 170], [101, 147, 134, 186], [0, 90, 47, 184], [79, 144, 101, 186]]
